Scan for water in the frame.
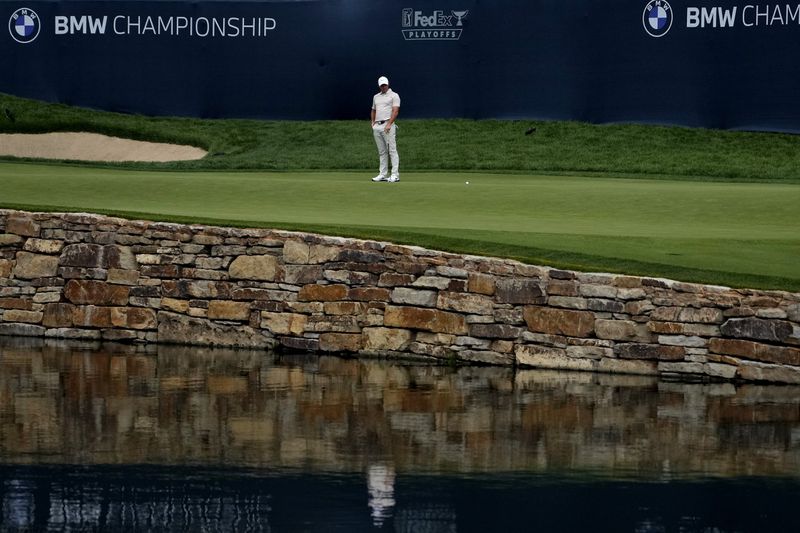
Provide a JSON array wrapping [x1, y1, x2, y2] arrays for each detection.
[[1, 337, 799, 532]]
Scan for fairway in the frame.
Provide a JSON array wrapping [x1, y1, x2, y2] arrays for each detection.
[[1, 162, 798, 290]]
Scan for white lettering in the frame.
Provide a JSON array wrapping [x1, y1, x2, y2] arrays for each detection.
[[54, 15, 108, 35], [788, 4, 800, 23], [242, 17, 256, 37], [701, 7, 717, 27], [195, 17, 209, 37], [756, 5, 769, 25], [742, 5, 754, 26], [175, 16, 188, 34], [688, 6, 736, 28], [53, 13, 276, 38], [88, 16, 106, 34], [212, 17, 225, 36], [687, 7, 700, 28], [70, 15, 86, 34], [771, 4, 785, 24], [55, 15, 69, 35], [414, 11, 435, 27], [127, 16, 140, 34], [158, 16, 173, 35], [142, 16, 155, 35], [403, 29, 459, 39], [719, 7, 736, 27], [227, 17, 240, 37]]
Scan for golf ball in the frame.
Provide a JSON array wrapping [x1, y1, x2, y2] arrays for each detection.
[[465, 181, 469, 185]]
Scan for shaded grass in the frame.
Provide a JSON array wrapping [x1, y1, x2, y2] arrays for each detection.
[[2, 164, 798, 291], [3, 93, 800, 182]]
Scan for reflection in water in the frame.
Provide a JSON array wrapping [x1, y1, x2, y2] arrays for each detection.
[[2, 465, 800, 532], [1, 337, 800, 531], [367, 463, 396, 527], [2, 337, 800, 477]]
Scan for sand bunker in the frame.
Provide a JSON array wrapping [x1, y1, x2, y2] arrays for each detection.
[[0, 132, 207, 162]]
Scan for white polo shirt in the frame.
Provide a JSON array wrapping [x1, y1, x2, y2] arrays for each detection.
[[372, 89, 401, 122]]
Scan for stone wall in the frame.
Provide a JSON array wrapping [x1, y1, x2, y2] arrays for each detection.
[[1, 209, 799, 383]]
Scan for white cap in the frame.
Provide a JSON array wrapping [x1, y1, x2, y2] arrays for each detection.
[[377, 76, 389, 87]]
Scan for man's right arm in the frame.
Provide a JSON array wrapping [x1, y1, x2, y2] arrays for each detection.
[[371, 108, 376, 126]]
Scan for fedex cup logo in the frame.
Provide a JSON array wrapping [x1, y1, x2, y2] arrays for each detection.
[[9, 7, 40, 43], [643, 0, 673, 37], [402, 7, 469, 41]]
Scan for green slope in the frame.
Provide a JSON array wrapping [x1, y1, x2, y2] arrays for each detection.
[[3, 92, 800, 181]]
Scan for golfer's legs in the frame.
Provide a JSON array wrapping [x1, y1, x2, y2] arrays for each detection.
[[373, 126, 389, 177], [386, 125, 399, 178]]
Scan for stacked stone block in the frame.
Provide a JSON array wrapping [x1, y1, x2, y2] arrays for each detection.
[[1, 210, 799, 383]]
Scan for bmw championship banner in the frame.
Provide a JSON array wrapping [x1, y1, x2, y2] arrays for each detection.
[[4, 0, 800, 131]]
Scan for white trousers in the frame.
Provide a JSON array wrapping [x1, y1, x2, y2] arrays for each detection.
[[372, 123, 399, 178]]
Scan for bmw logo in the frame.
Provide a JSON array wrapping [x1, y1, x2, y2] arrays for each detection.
[[9, 7, 41, 44], [643, 0, 673, 38]]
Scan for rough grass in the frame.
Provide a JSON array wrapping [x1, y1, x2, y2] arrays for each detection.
[[3, 92, 800, 181]]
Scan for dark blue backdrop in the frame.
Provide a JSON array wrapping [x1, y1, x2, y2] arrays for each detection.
[[3, 0, 800, 131]]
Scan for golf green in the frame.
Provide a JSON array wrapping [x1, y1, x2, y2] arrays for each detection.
[[1, 162, 798, 290]]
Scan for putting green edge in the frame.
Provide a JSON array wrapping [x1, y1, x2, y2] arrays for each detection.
[[2, 202, 797, 292]]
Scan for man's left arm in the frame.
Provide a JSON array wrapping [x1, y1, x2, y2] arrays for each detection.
[[385, 93, 401, 132], [385, 106, 399, 132]]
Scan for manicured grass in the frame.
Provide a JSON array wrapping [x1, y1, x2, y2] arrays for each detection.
[[2, 162, 798, 291], [3, 92, 800, 182]]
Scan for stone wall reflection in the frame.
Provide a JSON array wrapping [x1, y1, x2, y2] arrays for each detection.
[[0, 475, 273, 532], [1, 338, 799, 477]]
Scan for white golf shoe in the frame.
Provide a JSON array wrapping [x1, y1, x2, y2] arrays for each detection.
[[372, 175, 388, 182], [387, 176, 400, 182]]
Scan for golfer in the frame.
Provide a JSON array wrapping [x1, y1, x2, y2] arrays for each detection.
[[371, 76, 401, 182]]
